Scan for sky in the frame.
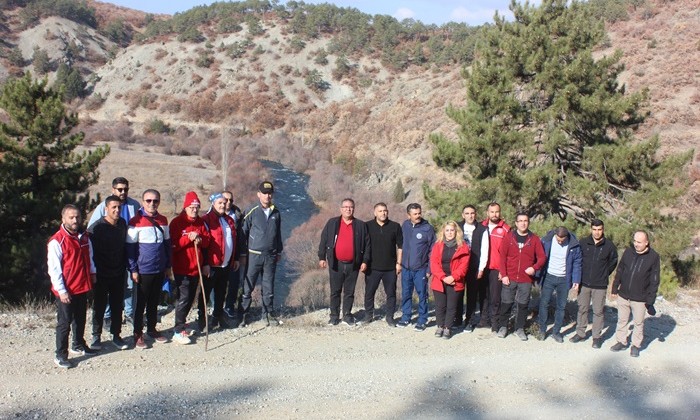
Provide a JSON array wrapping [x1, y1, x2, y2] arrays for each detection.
[[102, 0, 519, 26]]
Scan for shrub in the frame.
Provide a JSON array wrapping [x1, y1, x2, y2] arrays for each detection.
[[145, 118, 171, 134]]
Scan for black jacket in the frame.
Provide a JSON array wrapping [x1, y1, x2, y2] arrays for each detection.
[[580, 235, 618, 289], [318, 217, 370, 271], [612, 246, 660, 304], [240, 204, 283, 257]]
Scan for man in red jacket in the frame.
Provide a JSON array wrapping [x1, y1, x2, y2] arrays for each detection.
[[170, 192, 210, 345], [496, 212, 546, 341], [48, 204, 97, 368], [202, 192, 240, 331], [480, 202, 510, 331]]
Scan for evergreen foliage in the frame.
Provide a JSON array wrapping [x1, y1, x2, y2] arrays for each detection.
[[31, 46, 51, 74], [427, 0, 694, 287], [0, 73, 108, 302], [54, 62, 86, 101]]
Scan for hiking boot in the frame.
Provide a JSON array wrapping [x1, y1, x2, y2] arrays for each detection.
[[328, 317, 340, 326], [592, 338, 602, 349], [90, 336, 102, 350], [551, 334, 564, 344], [434, 327, 444, 338], [610, 341, 626, 352], [147, 330, 168, 344], [414, 323, 426, 332], [515, 328, 528, 341], [134, 333, 147, 350], [497, 327, 507, 338], [173, 330, 192, 345], [342, 315, 356, 326], [69, 344, 98, 356], [569, 334, 585, 343], [112, 335, 129, 350], [630, 346, 640, 357], [54, 356, 72, 369], [397, 320, 410, 328], [386, 317, 396, 328], [443, 329, 452, 340]]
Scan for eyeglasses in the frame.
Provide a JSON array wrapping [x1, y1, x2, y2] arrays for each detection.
[[341, 206, 354, 209], [116, 188, 129, 193], [145, 199, 160, 204]]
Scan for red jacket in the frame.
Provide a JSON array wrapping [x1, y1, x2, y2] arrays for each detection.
[[169, 212, 210, 276], [201, 210, 237, 267], [48, 226, 93, 297], [499, 231, 546, 283], [429, 241, 470, 293], [482, 219, 510, 270]]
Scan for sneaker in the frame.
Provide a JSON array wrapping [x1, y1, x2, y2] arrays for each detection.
[[266, 312, 283, 326], [463, 323, 475, 333], [134, 333, 147, 350], [173, 330, 192, 345], [209, 316, 220, 329], [443, 329, 452, 340], [363, 312, 374, 324], [69, 344, 98, 356], [610, 341, 626, 352], [328, 317, 340, 326], [497, 327, 507, 338], [112, 335, 129, 350], [414, 323, 426, 332], [434, 327, 444, 337], [147, 331, 168, 344], [342, 315, 356, 326], [592, 338, 602, 349], [90, 336, 102, 350], [224, 308, 236, 319], [515, 328, 528, 341], [569, 334, 585, 343], [54, 356, 72, 369], [551, 334, 564, 344], [386, 317, 396, 327], [397, 320, 410, 328], [630, 345, 640, 357]]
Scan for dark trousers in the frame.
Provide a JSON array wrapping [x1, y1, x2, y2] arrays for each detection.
[[364, 269, 397, 318], [56, 292, 88, 358], [487, 269, 503, 329], [173, 274, 198, 332], [434, 285, 459, 330], [205, 266, 229, 318], [456, 267, 487, 325], [92, 273, 125, 337], [239, 253, 278, 316], [133, 272, 163, 335], [499, 281, 532, 331], [329, 261, 359, 320], [224, 265, 241, 313]]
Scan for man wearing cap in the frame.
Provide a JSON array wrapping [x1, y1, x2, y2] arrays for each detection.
[[170, 191, 210, 344], [237, 181, 284, 327], [48, 204, 98, 368], [202, 192, 240, 331], [222, 190, 244, 319], [88, 176, 140, 329]]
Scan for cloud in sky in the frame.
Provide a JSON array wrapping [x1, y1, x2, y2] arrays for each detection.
[[449, 6, 513, 25], [394, 7, 415, 21]]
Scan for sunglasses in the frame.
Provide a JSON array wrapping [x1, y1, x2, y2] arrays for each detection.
[[145, 199, 160, 204], [116, 188, 129, 193]]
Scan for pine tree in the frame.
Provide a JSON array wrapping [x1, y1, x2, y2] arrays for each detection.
[[427, 1, 693, 278], [0, 73, 109, 302]]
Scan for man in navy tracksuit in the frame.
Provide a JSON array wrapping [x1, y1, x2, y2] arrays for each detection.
[[237, 181, 284, 327], [398, 203, 435, 331]]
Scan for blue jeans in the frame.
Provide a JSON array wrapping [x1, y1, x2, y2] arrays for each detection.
[[538, 274, 568, 335], [400, 268, 428, 325]]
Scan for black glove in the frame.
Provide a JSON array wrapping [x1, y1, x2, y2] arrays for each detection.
[[646, 304, 656, 316]]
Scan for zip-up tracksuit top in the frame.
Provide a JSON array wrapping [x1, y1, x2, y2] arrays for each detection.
[[239, 204, 283, 258], [612, 246, 660, 305], [169, 212, 210, 277], [126, 209, 171, 275], [482, 219, 510, 270]]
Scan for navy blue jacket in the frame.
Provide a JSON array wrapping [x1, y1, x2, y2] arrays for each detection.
[[400, 219, 435, 271], [540, 230, 582, 287]]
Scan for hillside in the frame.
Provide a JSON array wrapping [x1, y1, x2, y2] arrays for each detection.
[[0, 0, 697, 209]]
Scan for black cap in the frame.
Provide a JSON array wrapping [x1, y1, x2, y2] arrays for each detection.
[[259, 181, 274, 194]]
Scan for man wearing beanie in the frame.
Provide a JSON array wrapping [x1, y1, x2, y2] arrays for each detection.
[[202, 193, 240, 330], [169, 191, 210, 344], [237, 181, 284, 327]]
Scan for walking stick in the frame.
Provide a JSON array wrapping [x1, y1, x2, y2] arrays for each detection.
[[194, 240, 209, 351]]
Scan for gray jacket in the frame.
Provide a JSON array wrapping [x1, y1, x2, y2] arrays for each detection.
[[240, 204, 283, 257]]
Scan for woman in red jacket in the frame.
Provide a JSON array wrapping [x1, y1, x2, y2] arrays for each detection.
[[430, 220, 470, 339]]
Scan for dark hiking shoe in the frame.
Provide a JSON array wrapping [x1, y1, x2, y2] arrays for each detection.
[[112, 335, 129, 350], [551, 334, 564, 343], [569, 334, 585, 343], [630, 346, 640, 357], [592, 338, 602, 349], [54, 356, 72, 369], [610, 341, 626, 352]]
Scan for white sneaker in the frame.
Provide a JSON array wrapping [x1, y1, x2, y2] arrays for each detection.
[[173, 330, 192, 345]]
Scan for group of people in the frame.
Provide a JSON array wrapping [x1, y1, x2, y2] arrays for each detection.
[[318, 200, 660, 356], [48, 180, 661, 369], [48, 177, 282, 368]]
